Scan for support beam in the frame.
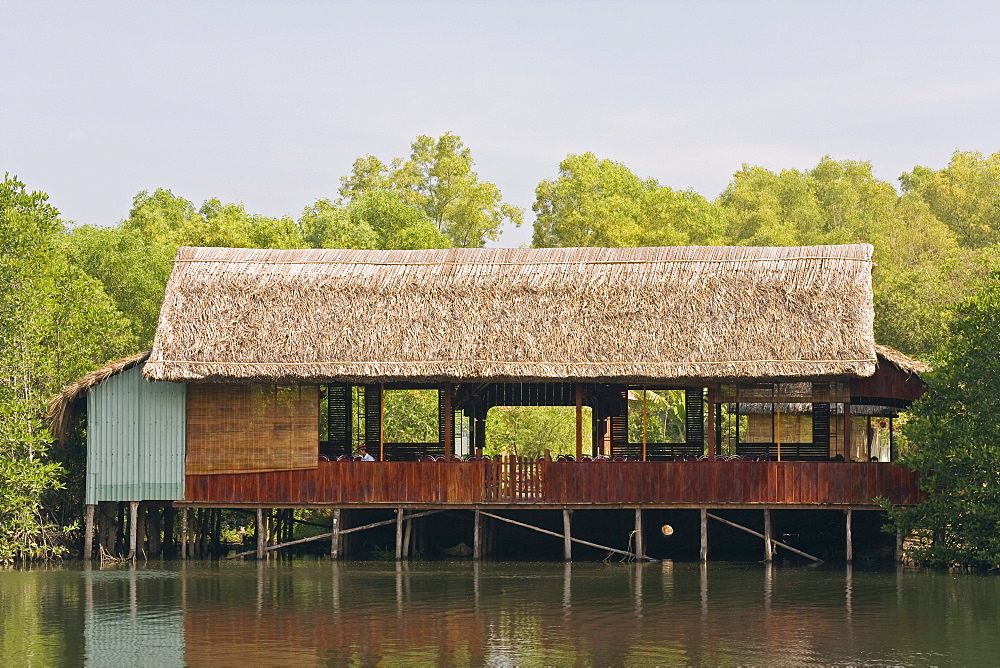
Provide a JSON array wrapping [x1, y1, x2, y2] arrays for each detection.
[[896, 526, 903, 564], [763, 508, 773, 562], [700, 508, 708, 562], [634, 508, 644, 561], [706, 512, 823, 564], [330, 508, 341, 559], [474, 509, 481, 560], [228, 509, 444, 559], [403, 512, 412, 558], [256, 508, 266, 559], [83, 504, 95, 561], [181, 508, 188, 560], [846, 508, 853, 563], [128, 501, 139, 561], [563, 509, 572, 561], [480, 511, 655, 561], [395, 508, 404, 560]]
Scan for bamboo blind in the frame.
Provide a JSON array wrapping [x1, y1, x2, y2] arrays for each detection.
[[186, 383, 318, 474]]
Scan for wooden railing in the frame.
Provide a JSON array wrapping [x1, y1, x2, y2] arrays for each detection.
[[185, 460, 921, 507], [484, 456, 543, 502]]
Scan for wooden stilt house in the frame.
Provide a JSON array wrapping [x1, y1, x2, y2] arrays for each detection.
[[51, 244, 927, 561]]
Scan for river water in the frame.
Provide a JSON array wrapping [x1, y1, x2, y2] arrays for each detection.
[[1, 560, 998, 666]]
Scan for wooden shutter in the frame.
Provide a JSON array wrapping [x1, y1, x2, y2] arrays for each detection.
[[363, 385, 382, 452], [326, 383, 352, 458], [685, 388, 705, 452], [812, 403, 830, 454]]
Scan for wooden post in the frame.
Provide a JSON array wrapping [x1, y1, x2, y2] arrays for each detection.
[[563, 509, 572, 561], [395, 508, 404, 560], [181, 508, 188, 559], [700, 508, 708, 562], [331, 508, 341, 559], [895, 526, 903, 563], [403, 513, 412, 557], [641, 387, 648, 461], [846, 508, 853, 563], [575, 383, 583, 461], [443, 382, 454, 459], [843, 402, 852, 461], [83, 504, 95, 561], [634, 508, 644, 560], [256, 508, 266, 559], [127, 501, 139, 561], [776, 402, 782, 462], [763, 508, 773, 562], [379, 382, 385, 462], [474, 509, 481, 560], [706, 387, 717, 458]]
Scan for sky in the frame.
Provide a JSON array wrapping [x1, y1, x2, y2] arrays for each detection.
[[3, 1, 1000, 247]]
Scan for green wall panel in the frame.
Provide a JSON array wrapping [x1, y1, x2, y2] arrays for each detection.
[[86, 366, 185, 504]]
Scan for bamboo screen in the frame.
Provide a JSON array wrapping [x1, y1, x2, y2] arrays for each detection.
[[745, 413, 813, 443], [186, 384, 319, 474]]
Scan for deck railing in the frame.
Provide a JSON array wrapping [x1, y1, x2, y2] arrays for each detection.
[[185, 459, 921, 507]]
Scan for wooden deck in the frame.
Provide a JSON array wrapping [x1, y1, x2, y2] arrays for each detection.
[[183, 460, 920, 509]]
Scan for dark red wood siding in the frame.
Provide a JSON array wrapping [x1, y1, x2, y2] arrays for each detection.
[[185, 460, 920, 507]]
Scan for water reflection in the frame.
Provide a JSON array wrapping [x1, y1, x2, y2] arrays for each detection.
[[1, 560, 999, 665]]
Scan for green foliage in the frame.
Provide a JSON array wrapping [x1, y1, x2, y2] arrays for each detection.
[[340, 132, 522, 247], [532, 152, 723, 248], [901, 150, 1000, 248], [886, 274, 1000, 569], [485, 407, 592, 460], [383, 390, 439, 443], [0, 174, 134, 561], [627, 390, 686, 443]]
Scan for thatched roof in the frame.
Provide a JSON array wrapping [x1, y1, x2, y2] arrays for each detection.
[[144, 244, 878, 384], [48, 350, 151, 443], [875, 344, 932, 375]]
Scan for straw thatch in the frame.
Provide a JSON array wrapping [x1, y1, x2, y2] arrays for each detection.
[[144, 245, 878, 385], [874, 344, 932, 375], [47, 350, 151, 443]]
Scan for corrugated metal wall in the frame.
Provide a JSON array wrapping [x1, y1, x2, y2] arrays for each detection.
[[86, 366, 186, 504]]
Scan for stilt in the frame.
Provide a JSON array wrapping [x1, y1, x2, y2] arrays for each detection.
[[707, 512, 823, 563], [256, 508, 266, 559], [473, 509, 481, 560], [700, 508, 708, 562], [331, 508, 341, 559], [480, 510, 652, 561], [181, 508, 188, 560], [896, 526, 903, 564], [563, 509, 572, 561], [763, 508, 773, 562], [634, 508, 644, 561], [83, 504, 95, 561], [845, 508, 853, 563], [403, 512, 412, 557], [128, 501, 139, 561], [395, 507, 404, 560], [136, 503, 147, 559]]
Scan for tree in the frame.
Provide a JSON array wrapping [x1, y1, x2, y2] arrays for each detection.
[[901, 150, 1000, 248], [0, 175, 136, 561], [885, 272, 1000, 569], [532, 152, 723, 248], [340, 133, 522, 247], [298, 198, 377, 250]]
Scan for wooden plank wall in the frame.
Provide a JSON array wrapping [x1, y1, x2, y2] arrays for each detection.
[[186, 461, 920, 506]]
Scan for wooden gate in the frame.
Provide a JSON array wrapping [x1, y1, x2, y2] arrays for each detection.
[[484, 456, 543, 502]]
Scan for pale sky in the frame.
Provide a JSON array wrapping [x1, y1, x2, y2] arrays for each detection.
[[3, 1, 999, 247]]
